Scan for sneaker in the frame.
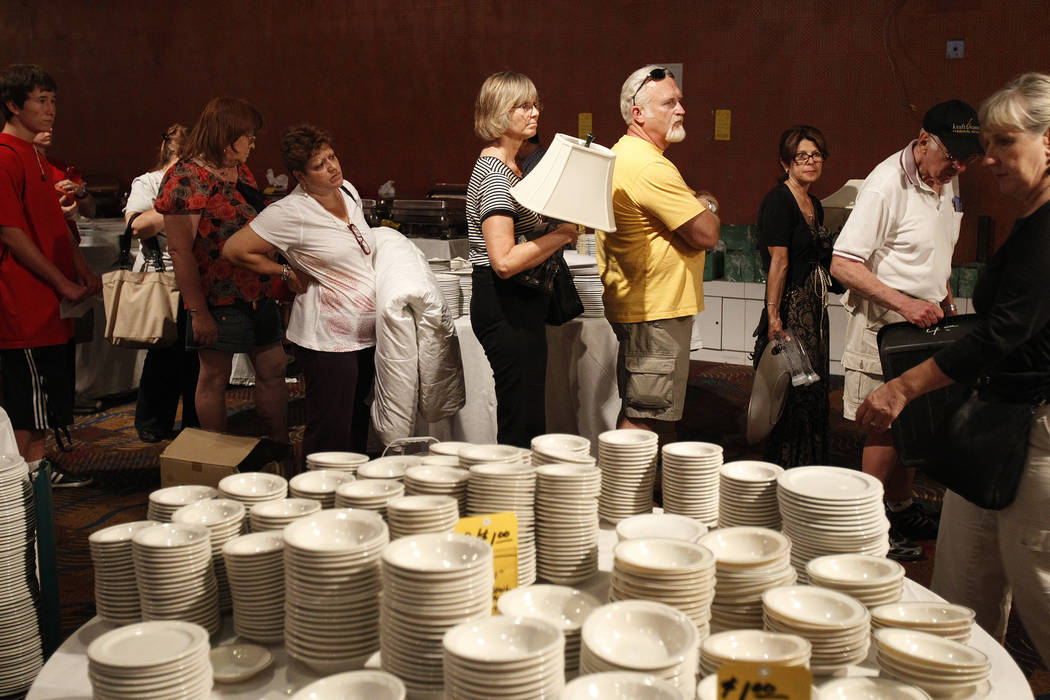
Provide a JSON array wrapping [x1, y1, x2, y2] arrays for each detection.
[[886, 501, 939, 541], [886, 528, 925, 562], [47, 463, 93, 488]]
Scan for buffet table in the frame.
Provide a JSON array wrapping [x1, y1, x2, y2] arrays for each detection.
[[26, 519, 1033, 699]]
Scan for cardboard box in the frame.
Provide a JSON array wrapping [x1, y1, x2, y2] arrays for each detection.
[[159, 428, 278, 488]]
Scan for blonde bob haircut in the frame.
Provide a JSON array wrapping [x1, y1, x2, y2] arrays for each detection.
[[473, 71, 538, 142], [980, 72, 1050, 136]]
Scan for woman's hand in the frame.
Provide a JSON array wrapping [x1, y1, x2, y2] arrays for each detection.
[[190, 308, 219, 347], [767, 313, 784, 341], [855, 377, 910, 432], [286, 269, 313, 294], [553, 223, 580, 247]]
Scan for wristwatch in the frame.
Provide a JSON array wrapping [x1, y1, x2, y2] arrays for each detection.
[[702, 197, 718, 214], [281, 265, 292, 282]]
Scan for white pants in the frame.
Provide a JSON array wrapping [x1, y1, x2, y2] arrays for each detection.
[[931, 405, 1050, 667]]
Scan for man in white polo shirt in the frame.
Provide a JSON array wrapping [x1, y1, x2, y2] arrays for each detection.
[[830, 100, 982, 560]]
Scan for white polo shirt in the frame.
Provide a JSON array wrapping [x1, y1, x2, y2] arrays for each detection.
[[833, 141, 962, 306], [249, 181, 377, 353]]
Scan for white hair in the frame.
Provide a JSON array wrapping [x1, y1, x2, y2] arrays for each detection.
[[619, 64, 670, 124], [981, 72, 1050, 136]]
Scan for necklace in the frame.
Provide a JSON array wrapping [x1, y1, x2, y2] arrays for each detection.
[[33, 148, 47, 182]]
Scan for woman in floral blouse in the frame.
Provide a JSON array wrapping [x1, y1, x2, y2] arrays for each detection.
[[156, 97, 290, 444]]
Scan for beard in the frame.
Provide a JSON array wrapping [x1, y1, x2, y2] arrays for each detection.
[[665, 122, 686, 143]]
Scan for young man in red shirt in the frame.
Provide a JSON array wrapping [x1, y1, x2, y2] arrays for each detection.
[[0, 64, 99, 486]]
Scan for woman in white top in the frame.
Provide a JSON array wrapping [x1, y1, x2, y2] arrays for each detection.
[[224, 124, 376, 459], [123, 124, 200, 442]]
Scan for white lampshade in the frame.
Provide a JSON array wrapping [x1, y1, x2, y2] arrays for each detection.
[[510, 133, 616, 231]]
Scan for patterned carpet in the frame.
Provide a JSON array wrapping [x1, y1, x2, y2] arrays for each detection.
[[37, 361, 1048, 694]]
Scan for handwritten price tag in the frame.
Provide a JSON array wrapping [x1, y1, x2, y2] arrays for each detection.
[[715, 661, 812, 699], [455, 512, 519, 612]]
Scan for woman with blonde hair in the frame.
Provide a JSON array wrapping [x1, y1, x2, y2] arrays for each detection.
[[467, 71, 579, 447]]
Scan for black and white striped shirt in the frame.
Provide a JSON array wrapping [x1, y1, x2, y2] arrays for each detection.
[[466, 155, 541, 268]]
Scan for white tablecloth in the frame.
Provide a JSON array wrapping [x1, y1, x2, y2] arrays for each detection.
[[406, 237, 469, 261]]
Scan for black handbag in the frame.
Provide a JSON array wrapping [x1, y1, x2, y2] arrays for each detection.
[[546, 251, 584, 325]]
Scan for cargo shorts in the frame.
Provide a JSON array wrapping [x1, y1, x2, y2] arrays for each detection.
[[611, 315, 693, 421]]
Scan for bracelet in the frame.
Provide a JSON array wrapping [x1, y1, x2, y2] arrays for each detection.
[[281, 264, 292, 282], [766, 302, 777, 307], [946, 303, 957, 312]]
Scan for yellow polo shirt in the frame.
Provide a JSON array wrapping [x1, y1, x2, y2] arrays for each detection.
[[598, 135, 707, 323]]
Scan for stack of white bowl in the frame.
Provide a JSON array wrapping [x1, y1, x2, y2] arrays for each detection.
[[380, 533, 494, 697], [305, 451, 369, 474], [443, 615, 565, 699], [563, 671, 682, 699], [404, 465, 470, 516], [531, 433, 594, 466], [171, 499, 246, 612], [615, 512, 707, 543], [699, 629, 811, 676], [0, 455, 42, 695], [436, 273, 462, 317], [147, 485, 217, 522], [421, 454, 462, 468], [572, 273, 605, 317], [290, 670, 407, 700], [131, 522, 221, 635], [387, 495, 460, 538], [610, 538, 716, 639], [873, 628, 990, 698], [222, 531, 285, 643], [248, 497, 321, 532], [458, 273, 473, 315], [460, 443, 526, 467], [284, 509, 389, 673], [806, 554, 905, 607], [597, 429, 659, 523], [870, 602, 975, 643], [86, 621, 212, 699], [218, 472, 288, 509], [717, 461, 783, 529], [698, 527, 796, 632], [468, 462, 537, 585], [776, 466, 890, 579], [289, 469, 354, 508], [661, 442, 723, 528], [762, 585, 871, 676], [497, 584, 600, 680], [334, 479, 405, 519], [430, 441, 470, 462], [580, 600, 700, 698], [89, 520, 154, 625], [818, 677, 932, 699], [535, 463, 601, 584], [359, 455, 422, 481]]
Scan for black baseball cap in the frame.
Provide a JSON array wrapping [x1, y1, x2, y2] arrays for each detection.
[[923, 100, 983, 158]]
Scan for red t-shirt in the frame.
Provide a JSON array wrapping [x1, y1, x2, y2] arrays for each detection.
[[0, 133, 74, 348]]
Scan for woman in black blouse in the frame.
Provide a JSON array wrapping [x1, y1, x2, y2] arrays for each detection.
[[858, 73, 1050, 666], [752, 125, 834, 467]]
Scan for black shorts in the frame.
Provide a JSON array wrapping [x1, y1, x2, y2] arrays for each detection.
[[187, 299, 283, 354], [0, 342, 75, 432]]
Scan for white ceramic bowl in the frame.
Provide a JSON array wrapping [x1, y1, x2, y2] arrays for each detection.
[[283, 509, 387, 553], [305, 451, 369, 468], [616, 513, 707, 543], [221, 531, 284, 557], [582, 600, 698, 670], [720, 460, 783, 482], [701, 629, 811, 665], [289, 670, 406, 700], [698, 527, 790, 567], [459, 444, 523, 463], [443, 615, 562, 662], [496, 584, 601, 631], [818, 676, 932, 699], [149, 485, 219, 506], [336, 479, 404, 499], [382, 532, 492, 573], [562, 671, 681, 700], [871, 602, 975, 629], [531, 433, 591, 454], [806, 554, 905, 586], [290, 470, 354, 494], [762, 585, 869, 629], [249, 498, 321, 520], [218, 472, 287, 498], [171, 498, 245, 527], [404, 465, 469, 485], [874, 628, 988, 670], [614, 538, 715, 573]]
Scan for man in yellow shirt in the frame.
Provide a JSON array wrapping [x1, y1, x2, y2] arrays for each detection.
[[599, 65, 721, 437]]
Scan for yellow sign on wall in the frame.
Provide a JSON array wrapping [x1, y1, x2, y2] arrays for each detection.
[[578, 113, 593, 141], [714, 109, 732, 141], [455, 512, 519, 612]]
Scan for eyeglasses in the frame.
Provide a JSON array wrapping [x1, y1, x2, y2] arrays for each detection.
[[792, 151, 825, 164], [513, 101, 542, 113], [348, 222, 371, 255], [241, 134, 256, 145], [631, 67, 675, 105], [930, 134, 980, 168]]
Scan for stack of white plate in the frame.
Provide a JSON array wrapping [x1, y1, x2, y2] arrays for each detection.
[[698, 527, 796, 632], [457, 273, 473, 316], [429, 259, 452, 273], [86, 621, 212, 699], [289, 469, 354, 508], [661, 442, 723, 528], [777, 466, 890, 579], [806, 554, 905, 607], [89, 520, 154, 625], [387, 495, 460, 539], [563, 671, 682, 699], [305, 451, 369, 474], [335, 479, 405, 519], [717, 461, 782, 529], [218, 472, 288, 509], [284, 509, 389, 673], [380, 533, 495, 697], [358, 455, 422, 481], [610, 538, 716, 638], [531, 433, 593, 465], [616, 512, 707, 543], [535, 464, 601, 584], [497, 584, 600, 680], [699, 629, 811, 676], [597, 430, 659, 524], [582, 233, 597, 256], [248, 497, 321, 532], [572, 274, 605, 317], [222, 531, 285, 643], [0, 455, 42, 695], [468, 462, 537, 585], [580, 600, 700, 698], [443, 615, 565, 699], [131, 522, 221, 635], [290, 670, 407, 700], [762, 585, 871, 676], [436, 272, 462, 318], [147, 485, 217, 522], [818, 677, 932, 699], [430, 441, 470, 462], [171, 499, 246, 612], [873, 628, 990, 698], [404, 465, 470, 516], [421, 454, 462, 468], [870, 602, 975, 643]]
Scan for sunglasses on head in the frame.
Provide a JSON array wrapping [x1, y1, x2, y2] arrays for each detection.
[[631, 67, 676, 104]]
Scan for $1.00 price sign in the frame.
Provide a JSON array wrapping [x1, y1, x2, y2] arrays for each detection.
[[455, 512, 518, 613], [715, 661, 812, 699]]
